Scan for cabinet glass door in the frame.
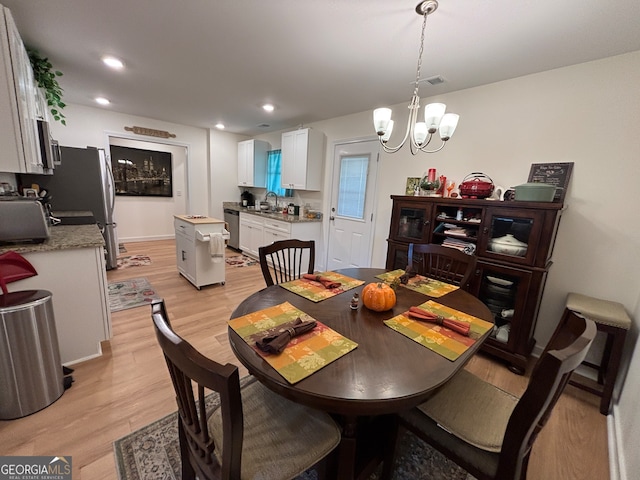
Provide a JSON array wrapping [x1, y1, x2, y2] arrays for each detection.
[[391, 202, 432, 243], [479, 207, 544, 266], [474, 263, 532, 352]]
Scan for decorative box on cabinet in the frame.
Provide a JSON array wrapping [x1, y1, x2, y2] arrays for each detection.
[[281, 128, 324, 190], [386, 195, 564, 374], [0, 6, 45, 174], [238, 139, 269, 187]]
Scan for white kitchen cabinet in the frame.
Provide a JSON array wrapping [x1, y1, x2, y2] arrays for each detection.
[[174, 215, 228, 289], [240, 212, 322, 270], [239, 212, 264, 258], [11, 245, 111, 365], [237, 139, 269, 187], [0, 6, 44, 174], [281, 128, 325, 191]]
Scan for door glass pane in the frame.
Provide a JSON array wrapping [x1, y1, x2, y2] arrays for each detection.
[[337, 155, 368, 219], [487, 215, 533, 258], [397, 207, 426, 239]]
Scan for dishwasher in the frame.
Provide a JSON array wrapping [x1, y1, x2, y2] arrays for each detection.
[[224, 208, 240, 250]]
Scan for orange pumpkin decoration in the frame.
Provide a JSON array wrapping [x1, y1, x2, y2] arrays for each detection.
[[361, 282, 396, 312]]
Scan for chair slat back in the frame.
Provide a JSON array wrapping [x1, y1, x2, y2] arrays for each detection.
[[497, 314, 596, 478], [408, 243, 477, 289], [151, 299, 243, 480], [259, 239, 315, 287]]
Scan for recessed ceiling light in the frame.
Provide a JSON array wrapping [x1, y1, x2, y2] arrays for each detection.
[[215, 123, 225, 130], [262, 104, 275, 113], [95, 97, 110, 105], [102, 56, 124, 70]]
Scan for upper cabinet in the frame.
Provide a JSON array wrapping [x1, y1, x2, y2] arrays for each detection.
[[0, 6, 44, 174], [237, 139, 269, 187], [281, 128, 325, 191]]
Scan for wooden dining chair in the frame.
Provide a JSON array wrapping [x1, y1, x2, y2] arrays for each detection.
[[150, 299, 341, 480], [381, 313, 596, 480], [407, 243, 477, 290], [259, 239, 315, 287]]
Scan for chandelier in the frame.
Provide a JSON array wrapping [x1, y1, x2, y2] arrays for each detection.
[[373, 0, 459, 155]]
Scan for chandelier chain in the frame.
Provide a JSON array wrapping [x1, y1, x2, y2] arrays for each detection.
[[413, 11, 429, 98]]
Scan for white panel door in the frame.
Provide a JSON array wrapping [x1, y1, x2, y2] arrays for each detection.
[[326, 140, 379, 270]]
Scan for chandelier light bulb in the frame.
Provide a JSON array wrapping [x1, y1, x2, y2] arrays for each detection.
[[373, 108, 392, 135], [381, 120, 394, 143], [439, 113, 459, 140], [414, 122, 428, 145], [424, 103, 446, 133]]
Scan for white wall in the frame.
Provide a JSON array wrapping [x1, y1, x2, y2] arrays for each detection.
[[108, 136, 187, 241]]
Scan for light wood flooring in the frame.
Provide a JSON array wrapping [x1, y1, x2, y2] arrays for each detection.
[[0, 239, 609, 479]]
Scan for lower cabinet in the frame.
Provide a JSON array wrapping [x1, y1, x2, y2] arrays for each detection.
[[239, 213, 264, 258], [239, 212, 321, 264], [469, 261, 547, 374]]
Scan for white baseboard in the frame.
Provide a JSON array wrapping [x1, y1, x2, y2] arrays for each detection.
[[609, 403, 624, 480], [118, 234, 175, 243]]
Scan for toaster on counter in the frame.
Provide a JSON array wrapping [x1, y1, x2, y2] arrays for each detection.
[[0, 198, 51, 243]]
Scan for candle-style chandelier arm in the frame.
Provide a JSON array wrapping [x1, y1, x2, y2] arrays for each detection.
[[372, 0, 459, 156]]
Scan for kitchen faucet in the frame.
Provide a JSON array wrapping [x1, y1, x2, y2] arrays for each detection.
[[265, 191, 278, 211]]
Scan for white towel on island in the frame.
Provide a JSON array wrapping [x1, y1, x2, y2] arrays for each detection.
[[209, 233, 225, 262]]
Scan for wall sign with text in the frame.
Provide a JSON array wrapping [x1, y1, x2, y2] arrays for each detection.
[[527, 162, 574, 203]]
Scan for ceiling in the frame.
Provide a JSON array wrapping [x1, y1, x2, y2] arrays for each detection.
[[3, 0, 640, 136]]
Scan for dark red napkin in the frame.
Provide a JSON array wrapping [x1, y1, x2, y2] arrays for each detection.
[[407, 306, 471, 336], [255, 317, 317, 354], [302, 274, 341, 289]]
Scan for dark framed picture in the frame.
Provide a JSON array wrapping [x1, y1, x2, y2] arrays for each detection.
[[110, 145, 173, 197], [527, 162, 574, 203]]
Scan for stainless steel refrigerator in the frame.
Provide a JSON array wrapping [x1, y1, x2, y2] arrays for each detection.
[[25, 146, 118, 269]]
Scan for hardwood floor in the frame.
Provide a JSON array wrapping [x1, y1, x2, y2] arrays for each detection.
[[0, 239, 609, 479]]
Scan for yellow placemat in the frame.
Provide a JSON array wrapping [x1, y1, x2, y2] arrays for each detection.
[[376, 269, 459, 297], [384, 300, 493, 361], [229, 302, 358, 384], [280, 272, 365, 302]]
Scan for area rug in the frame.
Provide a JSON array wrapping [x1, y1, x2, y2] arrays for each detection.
[[108, 277, 161, 312], [113, 389, 474, 480], [117, 255, 152, 269], [225, 254, 258, 267]]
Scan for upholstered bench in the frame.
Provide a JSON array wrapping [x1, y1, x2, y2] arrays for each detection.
[[562, 292, 631, 415]]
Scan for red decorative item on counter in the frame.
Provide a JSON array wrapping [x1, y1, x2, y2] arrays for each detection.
[[427, 168, 436, 183], [459, 172, 495, 199]]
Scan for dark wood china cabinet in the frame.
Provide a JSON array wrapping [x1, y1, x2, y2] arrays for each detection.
[[386, 195, 564, 374]]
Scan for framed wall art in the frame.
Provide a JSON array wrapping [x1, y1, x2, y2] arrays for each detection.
[[110, 145, 173, 197]]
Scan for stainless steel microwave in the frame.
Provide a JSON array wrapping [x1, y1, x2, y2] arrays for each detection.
[[37, 119, 61, 172]]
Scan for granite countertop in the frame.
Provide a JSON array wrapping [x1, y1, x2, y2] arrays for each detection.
[[223, 202, 322, 223], [0, 224, 105, 255]]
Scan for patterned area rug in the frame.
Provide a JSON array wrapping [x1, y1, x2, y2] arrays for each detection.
[[117, 255, 151, 269], [108, 277, 161, 312], [113, 388, 474, 480], [225, 254, 258, 267]]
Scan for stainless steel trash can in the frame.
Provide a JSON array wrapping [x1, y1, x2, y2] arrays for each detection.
[[0, 290, 64, 419]]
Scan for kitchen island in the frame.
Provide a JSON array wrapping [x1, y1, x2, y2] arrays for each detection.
[[0, 224, 111, 364]]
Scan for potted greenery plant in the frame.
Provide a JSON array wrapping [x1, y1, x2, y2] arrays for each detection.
[[27, 47, 66, 125]]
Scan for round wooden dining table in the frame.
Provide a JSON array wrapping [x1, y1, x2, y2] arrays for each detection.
[[229, 267, 493, 480]]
